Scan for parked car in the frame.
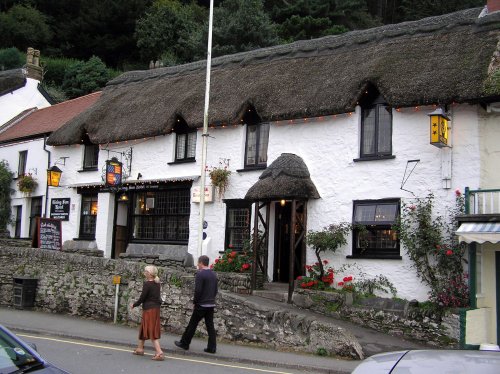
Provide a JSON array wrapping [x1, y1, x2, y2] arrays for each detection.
[[352, 349, 500, 374], [0, 324, 69, 373]]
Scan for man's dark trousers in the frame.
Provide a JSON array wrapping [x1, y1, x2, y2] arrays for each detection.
[[180, 306, 216, 351]]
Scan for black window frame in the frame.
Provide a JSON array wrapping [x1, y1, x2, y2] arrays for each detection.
[[14, 205, 22, 238], [244, 122, 270, 169], [349, 199, 401, 259], [224, 199, 251, 251], [79, 194, 98, 239], [83, 143, 99, 170], [18, 150, 27, 177], [359, 93, 393, 160], [175, 130, 197, 162], [129, 188, 191, 244]]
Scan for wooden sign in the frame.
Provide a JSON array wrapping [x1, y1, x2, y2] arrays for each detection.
[[33, 217, 62, 251], [50, 198, 70, 221]]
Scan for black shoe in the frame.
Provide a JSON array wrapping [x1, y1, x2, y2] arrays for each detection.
[[204, 348, 216, 354], [174, 341, 189, 350]]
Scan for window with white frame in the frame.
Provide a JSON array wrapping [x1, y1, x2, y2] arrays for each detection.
[[351, 199, 400, 258]]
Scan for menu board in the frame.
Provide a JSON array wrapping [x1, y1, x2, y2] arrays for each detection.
[[34, 217, 62, 251], [50, 198, 70, 221]]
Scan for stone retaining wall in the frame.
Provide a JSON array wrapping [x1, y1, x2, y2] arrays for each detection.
[[0, 247, 363, 359], [292, 289, 460, 347]]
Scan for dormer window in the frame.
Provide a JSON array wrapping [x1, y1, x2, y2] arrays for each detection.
[[244, 108, 269, 169], [359, 89, 393, 159], [174, 118, 196, 162], [82, 135, 99, 170]]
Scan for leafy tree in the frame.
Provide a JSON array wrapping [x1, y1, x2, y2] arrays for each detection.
[[0, 47, 24, 70], [0, 161, 13, 233], [0, 4, 52, 50], [210, 0, 280, 57], [61, 56, 115, 98], [306, 223, 351, 279], [400, 0, 484, 21], [135, 0, 206, 64], [41, 56, 81, 86]]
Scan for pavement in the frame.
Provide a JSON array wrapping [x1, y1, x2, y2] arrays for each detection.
[[0, 295, 430, 374], [0, 307, 360, 374]]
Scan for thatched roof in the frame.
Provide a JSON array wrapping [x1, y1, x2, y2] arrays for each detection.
[[0, 69, 26, 96], [48, 8, 500, 146], [245, 153, 320, 201]]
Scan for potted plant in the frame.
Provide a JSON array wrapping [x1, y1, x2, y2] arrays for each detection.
[[17, 173, 38, 194], [208, 159, 231, 199]]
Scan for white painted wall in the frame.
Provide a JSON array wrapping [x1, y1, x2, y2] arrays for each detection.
[[0, 138, 49, 238], [45, 103, 491, 301], [0, 78, 51, 125]]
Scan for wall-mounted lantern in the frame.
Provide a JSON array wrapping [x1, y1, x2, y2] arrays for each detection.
[[106, 157, 123, 187], [47, 166, 62, 187], [428, 107, 450, 148]]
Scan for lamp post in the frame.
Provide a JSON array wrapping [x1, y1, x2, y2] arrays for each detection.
[[197, 0, 214, 258]]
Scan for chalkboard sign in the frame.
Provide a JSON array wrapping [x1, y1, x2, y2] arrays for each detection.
[[34, 217, 62, 251], [50, 198, 70, 221]]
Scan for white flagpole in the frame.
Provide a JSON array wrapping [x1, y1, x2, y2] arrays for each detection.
[[197, 0, 214, 259]]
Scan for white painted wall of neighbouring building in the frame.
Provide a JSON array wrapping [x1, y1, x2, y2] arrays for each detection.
[[47, 103, 488, 301]]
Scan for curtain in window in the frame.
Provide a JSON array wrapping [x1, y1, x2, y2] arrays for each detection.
[[362, 108, 376, 156], [245, 125, 257, 165], [176, 134, 186, 160], [258, 123, 270, 164], [83, 145, 99, 168], [186, 132, 196, 158], [377, 106, 392, 154]]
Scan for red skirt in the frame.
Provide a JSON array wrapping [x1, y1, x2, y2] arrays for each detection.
[[138, 308, 161, 340]]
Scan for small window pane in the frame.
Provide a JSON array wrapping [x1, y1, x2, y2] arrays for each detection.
[[354, 205, 376, 222], [186, 132, 196, 158], [377, 106, 392, 154], [245, 125, 257, 165], [258, 123, 270, 164], [18, 151, 27, 176], [83, 145, 99, 168], [176, 134, 186, 160], [362, 108, 376, 156], [375, 204, 397, 222]]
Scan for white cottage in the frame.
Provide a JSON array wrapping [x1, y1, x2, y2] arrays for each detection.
[[0, 92, 101, 239], [46, 6, 500, 342], [0, 48, 53, 125]]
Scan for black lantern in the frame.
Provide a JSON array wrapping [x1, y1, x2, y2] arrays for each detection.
[[47, 165, 62, 187]]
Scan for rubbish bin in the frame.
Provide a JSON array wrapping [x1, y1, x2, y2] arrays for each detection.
[[12, 277, 38, 309]]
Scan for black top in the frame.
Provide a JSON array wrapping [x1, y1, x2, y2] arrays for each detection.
[[133, 281, 161, 310], [193, 269, 218, 307]]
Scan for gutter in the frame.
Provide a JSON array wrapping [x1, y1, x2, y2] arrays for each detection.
[[43, 135, 50, 218]]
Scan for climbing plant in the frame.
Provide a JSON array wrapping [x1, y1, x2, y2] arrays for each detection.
[[395, 191, 469, 307], [0, 161, 14, 231]]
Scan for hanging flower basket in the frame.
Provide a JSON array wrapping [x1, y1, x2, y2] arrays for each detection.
[[209, 167, 231, 199], [17, 174, 38, 194]]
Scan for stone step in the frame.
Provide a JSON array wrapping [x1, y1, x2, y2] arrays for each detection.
[[253, 290, 288, 303]]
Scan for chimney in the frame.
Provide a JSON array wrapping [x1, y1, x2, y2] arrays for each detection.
[[488, 0, 500, 13], [25, 47, 43, 81]]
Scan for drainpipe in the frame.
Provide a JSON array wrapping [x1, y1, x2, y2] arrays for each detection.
[[43, 135, 50, 218]]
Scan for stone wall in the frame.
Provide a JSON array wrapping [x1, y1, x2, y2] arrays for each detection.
[[292, 289, 460, 347], [0, 247, 363, 359]]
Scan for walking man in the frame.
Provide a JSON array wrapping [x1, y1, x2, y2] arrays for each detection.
[[175, 255, 218, 353]]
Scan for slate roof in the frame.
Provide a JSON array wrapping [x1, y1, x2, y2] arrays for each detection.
[[0, 92, 101, 143], [0, 69, 26, 96], [48, 8, 500, 146], [245, 153, 320, 201]]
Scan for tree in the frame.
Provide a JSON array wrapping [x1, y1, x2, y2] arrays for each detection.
[[135, 0, 206, 64], [0, 5, 52, 50], [61, 56, 115, 98], [0, 47, 24, 70], [306, 223, 351, 279], [400, 0, 484, 21], [212, 0, 281, 57], [0, 161, 13, 234]]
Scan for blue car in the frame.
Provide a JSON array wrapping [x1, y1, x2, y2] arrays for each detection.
[[0, 325, 69, 373]]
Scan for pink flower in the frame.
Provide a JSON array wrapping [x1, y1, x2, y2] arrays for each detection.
[[455, 189, 462, 197], [446, 250, 453, 256], [323, 260, 329, 265], [409, 205, 416, 211], [297, 276, 303, 280]]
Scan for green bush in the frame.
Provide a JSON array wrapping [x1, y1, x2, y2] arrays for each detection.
[[41, 56, 80, 86], [0, 161, 13, 230], [0, 47, 24, 70]]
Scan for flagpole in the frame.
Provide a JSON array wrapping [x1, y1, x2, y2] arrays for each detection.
[[197, 0, 214, 259]]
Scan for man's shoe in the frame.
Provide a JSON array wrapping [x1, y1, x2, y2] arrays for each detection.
[[204, 348, 216, 354], [174, 341, 189, 350]]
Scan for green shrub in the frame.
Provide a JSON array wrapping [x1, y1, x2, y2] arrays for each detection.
[[0, 47, 24, 70]]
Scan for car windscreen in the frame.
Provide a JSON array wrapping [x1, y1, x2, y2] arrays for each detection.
[[0, 328, 41, 373]]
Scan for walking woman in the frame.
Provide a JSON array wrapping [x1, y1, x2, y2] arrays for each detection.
[[130, 265, 164, 361]]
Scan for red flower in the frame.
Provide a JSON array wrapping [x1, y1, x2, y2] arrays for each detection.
[[301, 283, 307, 288], [228, 258, 233, 263], [446, 250, 453, 256], [210, 264, 214, 269], [242, 263, 251, 270], [323, 260, 329, 265], [307, 281, 314, 287], [322, 276, 330, 283], [455, 189, 462, 197], [228, 244, 234, 248], [328, 269, 334, 274], [315, 262, 319, 266], [338, 282, 344, 287], [297, 276, 303, 280], [347, 276, 353, 281], [215, 258, 220, 263], [230, 251, 237, 258]]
